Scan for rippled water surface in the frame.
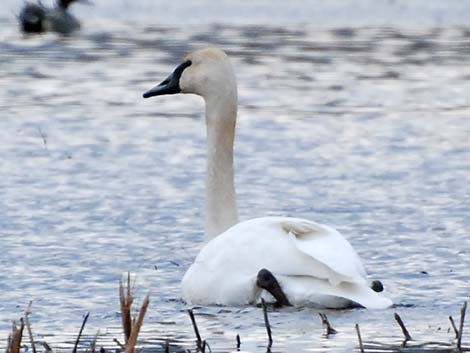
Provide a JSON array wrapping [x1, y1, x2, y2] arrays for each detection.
[[0, 2, 469, 352]]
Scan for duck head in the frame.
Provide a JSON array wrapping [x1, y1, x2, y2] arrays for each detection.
[[19, 3, 46, 33], [57, 0, 91, 10]]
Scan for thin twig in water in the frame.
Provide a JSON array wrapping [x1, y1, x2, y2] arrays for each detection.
[[90, 329, 100, 353], [202, 340, 206, 353], [394, 313, 412, 343], [261, 299, 273, 351], [113, 338, 125, 350], [72, 312, 90, 353], [188, 309, 202, 349], [203, 340, 211, 353], [125, 294, 150, 353], [41, 341, 52, 353], [24, 301, 36, 353], [450, 315, 459, 339], [355, 324, 364, 353], [6, 333, 12, 353], [37, 127, 48, 151], [319, 313, 337, 337], [164, 340, 170, 353], [457, 301, 467, 351]]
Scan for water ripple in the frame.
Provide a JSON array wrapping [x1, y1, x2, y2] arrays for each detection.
[[0, 21, 469, 353]]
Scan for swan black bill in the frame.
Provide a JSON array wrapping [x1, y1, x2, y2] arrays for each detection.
[[143, 60, 192, 98]]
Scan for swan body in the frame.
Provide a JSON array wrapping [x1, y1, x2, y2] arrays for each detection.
[[182, 217, 392, 309], [143, 48, 393, 309]]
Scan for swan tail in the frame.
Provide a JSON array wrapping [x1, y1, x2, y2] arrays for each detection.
[[277, 275, 393, 309]]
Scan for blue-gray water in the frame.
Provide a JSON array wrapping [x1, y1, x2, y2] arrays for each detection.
[[0, 1, 469, 352]]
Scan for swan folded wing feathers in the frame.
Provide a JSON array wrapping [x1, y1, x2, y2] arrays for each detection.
[[280, 219, 367, 286], [203, 217, 367, 286]]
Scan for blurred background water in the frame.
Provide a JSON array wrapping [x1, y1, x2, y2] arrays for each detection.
[[0, 1, 469, 352]]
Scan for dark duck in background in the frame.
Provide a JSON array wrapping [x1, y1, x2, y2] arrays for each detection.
[[19, 0, 87, 35]]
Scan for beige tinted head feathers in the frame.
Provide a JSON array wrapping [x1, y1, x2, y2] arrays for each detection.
[[143, 48, 236, 101]]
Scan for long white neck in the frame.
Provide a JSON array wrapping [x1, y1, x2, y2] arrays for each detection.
[[203, 91, 239, 241]]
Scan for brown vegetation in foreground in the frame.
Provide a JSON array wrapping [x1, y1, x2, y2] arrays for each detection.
[[3, 274, 469, 353]]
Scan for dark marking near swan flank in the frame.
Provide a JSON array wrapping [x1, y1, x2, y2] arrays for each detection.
[[143, 60, 192, 98], [371, 280, 384, 293], [256, 268, 291, 307]]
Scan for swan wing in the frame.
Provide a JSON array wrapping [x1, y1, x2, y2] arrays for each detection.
[[280, 218, 367, 285]]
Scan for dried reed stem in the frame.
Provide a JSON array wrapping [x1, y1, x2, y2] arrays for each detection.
[[188, 309, 202, 348], [120, 273, 134, 344], [394, 313, 412, 342], [24, 301, 36, 353], [261, 299, 273, 350], [9, 319, 24, 353], [457, 301, 467, 351], [113, 338, 125, 350], [125, 294, 150, 353], [72, 312, 90, 353], [355, 324, 364, 353], [6, 335, 11, 353], [201, 340, 207, 353], [164, 340, 170, 353], [450, 315, 459, 339], [90, 329, 100, 353], [41, 341, 52, 353]]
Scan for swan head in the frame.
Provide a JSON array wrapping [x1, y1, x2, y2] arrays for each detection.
[[143, 47, 237, 101]]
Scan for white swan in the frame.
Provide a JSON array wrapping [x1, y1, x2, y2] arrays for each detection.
[[143, 48, 393, 309]]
